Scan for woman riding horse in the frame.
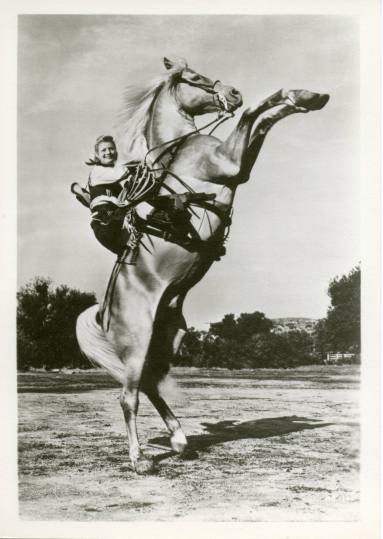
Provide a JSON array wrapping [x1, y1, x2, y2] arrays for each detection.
[[76, 56, 329, 474]]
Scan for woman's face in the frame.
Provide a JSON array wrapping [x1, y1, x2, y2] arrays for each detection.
[[96, 141, 117, 165]]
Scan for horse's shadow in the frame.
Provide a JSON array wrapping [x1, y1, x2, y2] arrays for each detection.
[[149, 415, 332, 462]]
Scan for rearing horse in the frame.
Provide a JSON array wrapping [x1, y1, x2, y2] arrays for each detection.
[[76, 57, 329, 473]]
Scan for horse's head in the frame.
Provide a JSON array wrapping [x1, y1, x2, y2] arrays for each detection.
[[164, 57, 243, 116]]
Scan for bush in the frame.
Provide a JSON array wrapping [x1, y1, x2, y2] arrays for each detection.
[[177, 312, 315, 369]]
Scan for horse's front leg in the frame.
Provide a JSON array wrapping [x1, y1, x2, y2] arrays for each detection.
[[215, 89, 300, 176], [239, 89, 330, 181], [217, 89, 329, 182]]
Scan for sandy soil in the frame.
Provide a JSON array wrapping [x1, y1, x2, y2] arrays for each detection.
[[18, 365, 359, 521]]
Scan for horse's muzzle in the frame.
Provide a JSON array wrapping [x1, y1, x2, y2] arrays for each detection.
[[216, 82, 243, 112], [225, 88, 243, 111]]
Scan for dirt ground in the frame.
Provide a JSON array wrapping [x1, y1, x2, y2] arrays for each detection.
[[18, 365, 359, 521]]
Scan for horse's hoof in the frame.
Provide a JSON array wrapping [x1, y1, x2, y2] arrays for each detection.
[[170, 429, 188, 454], [286, 90, 330, 111], [133, 456, 155, 475]]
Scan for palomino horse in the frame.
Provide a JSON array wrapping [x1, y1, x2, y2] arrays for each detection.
[[76, 57, 329, 473]]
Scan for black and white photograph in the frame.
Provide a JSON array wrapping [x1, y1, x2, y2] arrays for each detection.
[[0, 0, 380, 537]]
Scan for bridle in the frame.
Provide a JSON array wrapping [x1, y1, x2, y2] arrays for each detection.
[[178, 78, 221, 94], [177, 77, 229, 112], [139, 74, 236, 251], [143, 76, 234, 167]]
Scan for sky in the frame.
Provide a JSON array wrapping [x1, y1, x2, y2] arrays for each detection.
[[18, 14, 360, 329]]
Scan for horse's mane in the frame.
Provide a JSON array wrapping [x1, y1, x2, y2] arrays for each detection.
[[116, 60, 186, 162]]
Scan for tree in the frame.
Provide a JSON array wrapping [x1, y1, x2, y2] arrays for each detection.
[[314, 265, 360, 355], [209, 311, 273, 342], [236, 312, 273, 340], [313, 318, 329, 357], [209, 313, 237, 340], [326, 265, 360, 352], [203, 311, 275, 368], [17, 277, 53, 370], [17, 277, 97, 370], [175, 327, 205, 366]]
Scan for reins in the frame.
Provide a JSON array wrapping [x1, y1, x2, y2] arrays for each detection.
[[100, 78, 236, 331], [142, 110, 234, 219], [143, 110, 233, 167]]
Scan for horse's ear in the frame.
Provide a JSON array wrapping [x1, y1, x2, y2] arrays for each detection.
[[163, 57, 173, 70], [163, 56, 188, 72]]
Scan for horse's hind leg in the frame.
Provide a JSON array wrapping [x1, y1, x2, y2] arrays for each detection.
[[119, 360, 155, 474], [109, 297, 158, 474], [141, 372, 187, 454], [141, 296, 188, 453]]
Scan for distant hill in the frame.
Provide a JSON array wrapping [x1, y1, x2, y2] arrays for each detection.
[[271, 317, 318, 335]]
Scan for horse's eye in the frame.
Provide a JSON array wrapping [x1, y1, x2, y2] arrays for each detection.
[[190, 74, 200, 82]]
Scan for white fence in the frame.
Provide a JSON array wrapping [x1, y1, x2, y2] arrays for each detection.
[[325, 352, 356, 364]]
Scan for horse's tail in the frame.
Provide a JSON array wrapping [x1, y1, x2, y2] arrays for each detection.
[[76, 305, 125, 384]]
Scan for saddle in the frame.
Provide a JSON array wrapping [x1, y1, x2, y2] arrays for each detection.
[[143, 192, 227, 255], [71, 181, 227, 259]]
